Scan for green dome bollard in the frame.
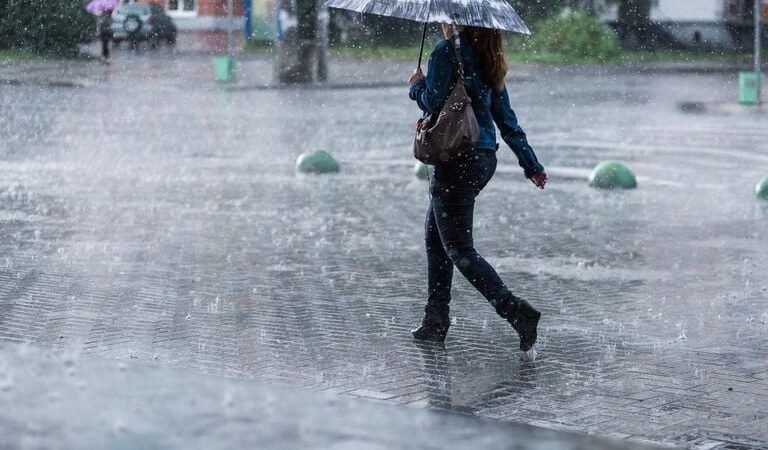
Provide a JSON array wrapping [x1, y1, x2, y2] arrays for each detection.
[[414, 162, 429, 180], [588, 161, 637, 190], [756, 176, 768, 201], [296, 150, 340, 174]]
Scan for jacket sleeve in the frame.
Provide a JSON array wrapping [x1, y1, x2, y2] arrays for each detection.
[[490, 87, 544, 178], [408, 42, 455, 115]]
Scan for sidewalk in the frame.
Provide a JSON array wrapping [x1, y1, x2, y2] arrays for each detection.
[[1, 49, 767, 450], [2, 41, 765, 89], [0, 343, 669, 450]]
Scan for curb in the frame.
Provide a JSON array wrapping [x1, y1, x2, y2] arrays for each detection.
[[0, 78, 88, 88]]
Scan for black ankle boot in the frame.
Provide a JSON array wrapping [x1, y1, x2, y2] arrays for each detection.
[[507, 298, 541, 352], [412, 303, 450, 343], [493, 295, 541, 352], [411, 319, 449, 343]]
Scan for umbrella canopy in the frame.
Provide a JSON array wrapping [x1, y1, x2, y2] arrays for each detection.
[[323, 0, 530, 33], [85, 0, 118, 15]]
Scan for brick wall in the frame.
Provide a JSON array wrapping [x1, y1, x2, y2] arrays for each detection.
[[197, 0, 244, 17], [137, 0, 243, 16]]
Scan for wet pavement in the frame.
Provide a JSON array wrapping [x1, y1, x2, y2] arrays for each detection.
[[1, 49, 767, 449], [1, 342, 670, 450]]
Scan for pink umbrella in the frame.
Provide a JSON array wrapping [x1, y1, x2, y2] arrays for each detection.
[[85, 0, 119, 14]]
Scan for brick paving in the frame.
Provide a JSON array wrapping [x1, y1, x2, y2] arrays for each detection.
[[1, 53, 767, 448], [0, 343, 668, 450]]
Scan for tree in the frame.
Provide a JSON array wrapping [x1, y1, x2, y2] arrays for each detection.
[[274, 0, 328, 83], [510, 0, 612, 20], [0, 0, 95, 56], [510, 0, 569, 22], [607, 0, 656, 49], [617, 0, 652, 25]]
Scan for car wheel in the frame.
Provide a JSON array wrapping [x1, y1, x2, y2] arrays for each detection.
[[124, 14, 142, 34], [166, 33, 176, 46]]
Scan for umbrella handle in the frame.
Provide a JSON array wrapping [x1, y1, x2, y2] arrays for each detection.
[[417, 21, 427, 71]]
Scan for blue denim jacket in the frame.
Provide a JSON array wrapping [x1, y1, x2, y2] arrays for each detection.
[[409, 37, 544, 178]]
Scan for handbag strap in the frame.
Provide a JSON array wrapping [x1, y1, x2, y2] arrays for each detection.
[[451, 25, 465, 80]]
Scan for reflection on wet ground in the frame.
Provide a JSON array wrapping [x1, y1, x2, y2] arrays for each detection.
[[1, 54, 767, 448]]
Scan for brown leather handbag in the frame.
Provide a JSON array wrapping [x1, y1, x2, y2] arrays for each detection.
[[413, 34, 480, 165]]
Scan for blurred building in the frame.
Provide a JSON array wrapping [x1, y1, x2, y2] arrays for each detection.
[[124, 0, 244, 30], [651, 0, 737, 50], [600, 0, 767, 50], [249, 0, 276, 41]]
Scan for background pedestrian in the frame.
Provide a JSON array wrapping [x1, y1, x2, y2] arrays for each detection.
[[99, 9, 114, 64]]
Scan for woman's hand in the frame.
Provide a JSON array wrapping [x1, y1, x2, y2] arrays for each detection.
[[408, 68, 425, 87], [530, 172, 548, 189]]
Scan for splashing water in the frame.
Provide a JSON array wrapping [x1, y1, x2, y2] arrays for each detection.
[[520, 348, 537, 362]]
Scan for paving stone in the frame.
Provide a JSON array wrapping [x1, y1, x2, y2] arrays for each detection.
[[1, 55, 767, 448], [0, 342, 674, 450]]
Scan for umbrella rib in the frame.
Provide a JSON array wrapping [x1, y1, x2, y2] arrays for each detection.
[[323, 0, 531, 33]]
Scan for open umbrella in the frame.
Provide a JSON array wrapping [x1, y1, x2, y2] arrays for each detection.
[[324, 0, 531, 68], [85, 0, 118, 15]]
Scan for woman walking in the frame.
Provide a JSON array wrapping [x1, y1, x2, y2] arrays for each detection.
[[98, 9, 114, 64], [408, 24, 548, 352]]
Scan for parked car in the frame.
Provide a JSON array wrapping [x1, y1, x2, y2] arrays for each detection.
[[722, 0, 768, 48], [111, 4, 177, 49]]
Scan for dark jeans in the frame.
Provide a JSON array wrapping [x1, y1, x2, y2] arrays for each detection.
[[101, 38, 110, 59], [425, 150, 514, 322]]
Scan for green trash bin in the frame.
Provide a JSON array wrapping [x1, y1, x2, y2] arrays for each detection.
[[213, 55, 236, 83], [739, 71, 765, 105]]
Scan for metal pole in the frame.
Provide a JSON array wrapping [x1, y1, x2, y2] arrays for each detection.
[[243, 0, 252, 40], [227, 0, 234, 56], [756, 0, 762, 102]]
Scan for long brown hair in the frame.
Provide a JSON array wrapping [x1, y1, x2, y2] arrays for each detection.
[[462, 27, 508, 91]]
